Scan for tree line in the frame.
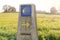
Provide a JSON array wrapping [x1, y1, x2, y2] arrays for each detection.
[[3, 5, 16, 13], [3, 5, 60, 14]]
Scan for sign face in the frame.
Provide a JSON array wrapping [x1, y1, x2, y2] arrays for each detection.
[[21, 5, 32, 16]]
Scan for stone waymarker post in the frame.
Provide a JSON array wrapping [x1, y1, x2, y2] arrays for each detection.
[[17, 4, 38, 40]]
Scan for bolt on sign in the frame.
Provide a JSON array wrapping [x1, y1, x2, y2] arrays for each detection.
[[17, 4, 38, 40]]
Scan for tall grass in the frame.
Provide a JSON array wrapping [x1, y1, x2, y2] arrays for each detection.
[[0, 13, 60, 40]]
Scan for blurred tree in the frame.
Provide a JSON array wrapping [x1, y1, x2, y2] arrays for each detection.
[[50, 7, 57, 14], [3, 5, 16, 13], [3, 5, 11, 12], [8, 7, 16, 12]]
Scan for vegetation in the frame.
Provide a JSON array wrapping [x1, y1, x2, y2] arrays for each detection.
[[3, 5, 16, 13], [0, 13, 60, 40]]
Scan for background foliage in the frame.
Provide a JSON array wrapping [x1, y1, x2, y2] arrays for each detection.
[[0, 13, 60, 40]]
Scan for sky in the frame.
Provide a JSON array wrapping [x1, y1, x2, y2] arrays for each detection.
[[0, 0, 60, 12]]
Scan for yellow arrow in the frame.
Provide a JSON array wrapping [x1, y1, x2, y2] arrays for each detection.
[[22, 22, 30, 28]]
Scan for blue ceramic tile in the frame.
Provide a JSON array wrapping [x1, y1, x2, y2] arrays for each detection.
[[21, 5, 32, 16]]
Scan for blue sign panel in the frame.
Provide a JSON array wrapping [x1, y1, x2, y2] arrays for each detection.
[[21, 5, 32, 16]]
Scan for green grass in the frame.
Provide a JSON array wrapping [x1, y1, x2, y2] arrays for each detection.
[[0, 13, 17, 40], [0, 13, 60, 40]]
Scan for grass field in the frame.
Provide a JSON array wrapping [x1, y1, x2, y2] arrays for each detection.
[[0, 13, 60, 40]]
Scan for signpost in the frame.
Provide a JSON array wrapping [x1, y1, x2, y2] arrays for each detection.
[[17, 4, 38, 40]]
